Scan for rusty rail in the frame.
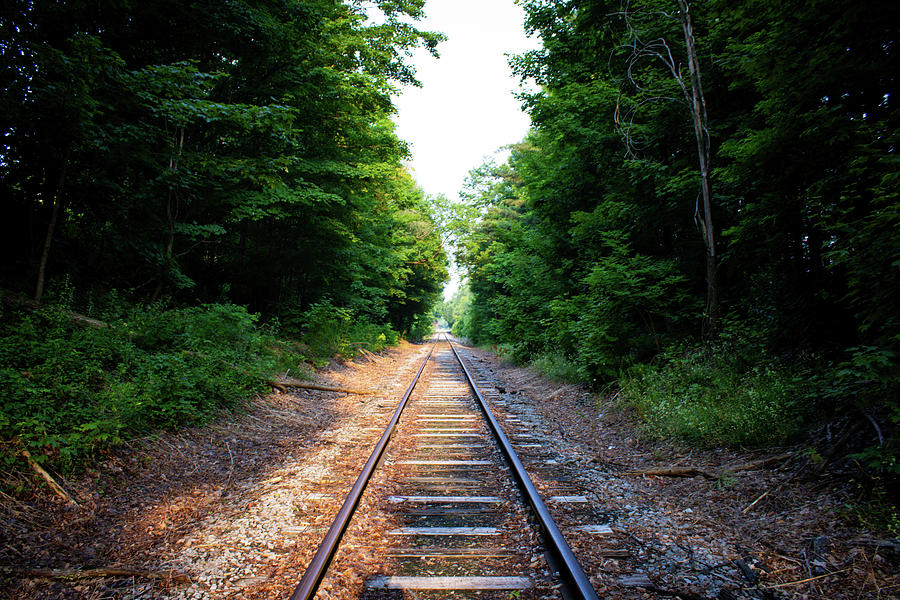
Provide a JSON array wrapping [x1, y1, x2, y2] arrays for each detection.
[[447, 335, 600, 600], [289, 341, 436, 600]]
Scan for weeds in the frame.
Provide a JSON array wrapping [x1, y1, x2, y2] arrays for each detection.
[[618, 344, 808, 448], [0, 301, 305, 471]]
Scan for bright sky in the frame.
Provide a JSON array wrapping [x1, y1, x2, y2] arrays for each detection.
[[392, 0, 539, 203], [390, 0, 540, 300]]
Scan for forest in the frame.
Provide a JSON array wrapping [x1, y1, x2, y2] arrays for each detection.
[[440, 0, 898, 517], [0, 0, 447, 466], [1, 0, 898, 529]]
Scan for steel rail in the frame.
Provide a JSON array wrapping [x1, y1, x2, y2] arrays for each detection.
[[289, 341, 437, 600], [446, 335, 600, 600]]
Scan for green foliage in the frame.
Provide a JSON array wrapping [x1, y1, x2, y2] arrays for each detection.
[[0, 0, 447, 339], [296, 300, 401, 363], [619, 331, 809, 448], [530, 353, 581, 383], [845, 485, 900, 536], [447, 0, 900, 494], [0, 301, 305, 470], [818, 345, 900, 476]]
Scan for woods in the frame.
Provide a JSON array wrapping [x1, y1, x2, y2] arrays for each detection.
[[1, 0, 447, 327], [448, 0, 899, 497], [1, 0, 447, 467], [2, 0, 898, 531]]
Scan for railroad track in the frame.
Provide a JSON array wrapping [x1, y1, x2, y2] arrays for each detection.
[[291, 335, 608, 599]]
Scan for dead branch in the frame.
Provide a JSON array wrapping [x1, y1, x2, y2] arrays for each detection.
[[19, 448, 80, 508], [0, 566, 190, 583], [273, 377, 374, 395], [629, 453, 793, 481], [761, 568, 851, 589], [628, 466, 716, 479]]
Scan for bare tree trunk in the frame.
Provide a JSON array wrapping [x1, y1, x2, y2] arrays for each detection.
[[677, 0, 718, 336], [615, 0, 720, 336], [150, 127, 185, 303], [34, 146, 72, 304]]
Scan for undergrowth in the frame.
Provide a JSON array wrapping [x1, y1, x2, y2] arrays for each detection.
[[0, 299, 308, 472], [0, 287, 420, 474], [617, 325, 811, 448], [530, 352, 581, 383], [286, 300, 402, 366]]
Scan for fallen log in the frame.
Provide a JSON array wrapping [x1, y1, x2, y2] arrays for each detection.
[[1, 566, 190, 583], [628, 453, 794, 480], [272, 377, 374, 395]]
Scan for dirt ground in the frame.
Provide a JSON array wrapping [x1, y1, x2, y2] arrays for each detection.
[[1, 339, 896, 599]]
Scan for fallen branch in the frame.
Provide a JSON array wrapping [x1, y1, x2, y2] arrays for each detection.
[[850, 537, 900, 551], [546, 384, 578, 403], [1, 566, 190, 583], [19, 448, 79, 508], [272, 377, 374, 395], [629, 453, 794, 481], [722, 453, 793, 473], [1, 289, 108, 328], [176, 352, 371, 396], [627, 466, 716, 479], [761, 567, 850, 589], [617, 573, 705, 600], [596, 548, 631, 558]]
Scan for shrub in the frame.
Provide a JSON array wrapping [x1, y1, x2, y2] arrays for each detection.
[[619, 338, 809, 448], [531, 352, 581, 383], [298, 300, 402, 360], [0, 301, 303, 471]]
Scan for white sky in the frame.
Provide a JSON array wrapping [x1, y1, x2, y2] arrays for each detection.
[[390, 0, 540, 300], [392, 0, 539, 203]]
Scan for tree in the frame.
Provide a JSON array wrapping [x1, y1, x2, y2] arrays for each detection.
[[614, 0, 717, 334], [1, 0, 447, 332]]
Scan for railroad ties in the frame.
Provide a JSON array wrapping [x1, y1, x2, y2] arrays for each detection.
[[365, 344, 538, 596], [296, 338, 606, 600]]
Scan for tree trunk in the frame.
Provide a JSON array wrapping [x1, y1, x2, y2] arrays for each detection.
[[34, 146, 72, 304], [150, 127, 185, 303], [677, 0, 719, 337]]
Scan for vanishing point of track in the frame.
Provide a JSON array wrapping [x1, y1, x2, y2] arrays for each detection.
[[290, 335, 605, 600]]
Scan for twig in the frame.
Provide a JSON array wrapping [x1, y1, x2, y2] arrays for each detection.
[[861, 409, 884, 446], [761, 568, 850, 589], [19, 448, 79, 508], [221, 440, 234, 496], [742, 490, 769, 513], [1, 566, 190, 583]]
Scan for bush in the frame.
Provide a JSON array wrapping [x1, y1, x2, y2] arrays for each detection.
[[298, 300, 402, 362], [0, 301, 305, 471], [531, 352, 581, 383], [619, 334, 809, 448]]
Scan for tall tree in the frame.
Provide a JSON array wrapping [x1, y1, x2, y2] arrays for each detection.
[[1, 0, 447, 330]]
